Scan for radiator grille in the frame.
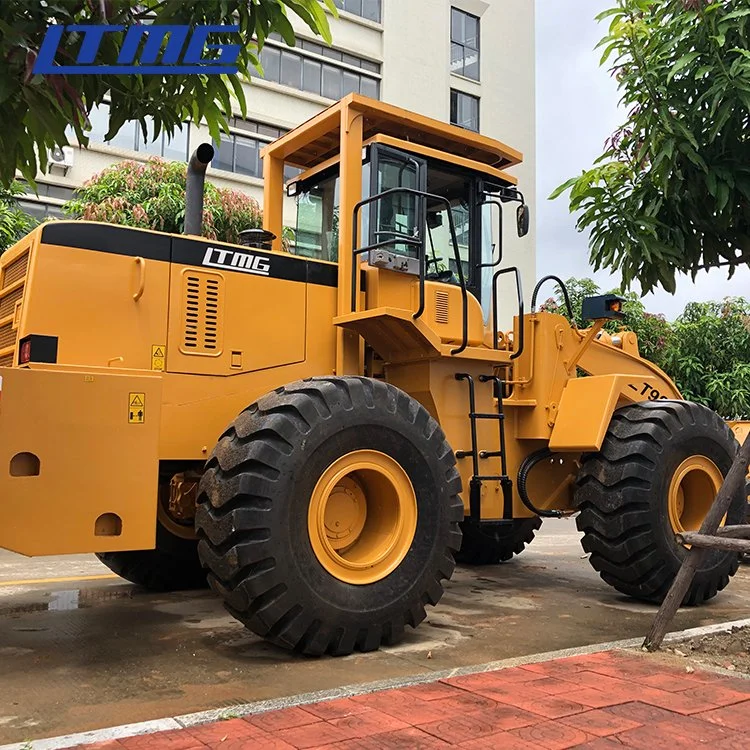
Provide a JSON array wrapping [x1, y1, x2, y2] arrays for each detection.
[[0, 249, 29, 366], [204, 278, 220, 350], [2, 253, 28, 287], [0, 284, 23, 319], [0, 322, 17, 349], [434, 290, 450, 325], [182, 272, 223, 354]]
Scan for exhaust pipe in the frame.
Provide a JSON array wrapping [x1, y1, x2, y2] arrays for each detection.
[[184, 143, 215, 236]]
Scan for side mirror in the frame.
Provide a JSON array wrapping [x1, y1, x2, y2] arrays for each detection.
[[517, 204, 530, 238]]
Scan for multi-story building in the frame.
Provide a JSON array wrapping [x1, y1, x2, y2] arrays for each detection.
[[20, 0, 535, 284]]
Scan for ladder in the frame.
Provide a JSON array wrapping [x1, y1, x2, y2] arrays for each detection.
[[455, 373, 514, 526]]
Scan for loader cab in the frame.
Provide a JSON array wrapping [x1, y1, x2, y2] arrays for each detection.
[[288, 139, 525, 323], [262, 94, 526, 362]]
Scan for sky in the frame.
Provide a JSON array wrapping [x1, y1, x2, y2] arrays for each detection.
[[535, 0, 749, 319]]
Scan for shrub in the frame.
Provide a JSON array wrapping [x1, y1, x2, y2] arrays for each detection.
[[64, 158, 262, 245]]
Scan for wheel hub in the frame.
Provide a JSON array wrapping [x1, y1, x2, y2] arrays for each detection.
[[308, 449, 418, 585], [323, 476, 367, 550], [668, 455, 724, 534]]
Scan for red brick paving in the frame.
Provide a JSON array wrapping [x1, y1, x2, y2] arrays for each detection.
[[71, 650, 750, 749]]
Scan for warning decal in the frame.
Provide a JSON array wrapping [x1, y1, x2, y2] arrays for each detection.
[[151, 345, 166, 371], [128, 392, 145, 424]]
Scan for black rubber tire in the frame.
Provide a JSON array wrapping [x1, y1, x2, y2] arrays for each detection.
[[195, 376, 463, 656], [575, 400, 744, 605], [96, 520, 207, 592], [456, 517, 542, 565]]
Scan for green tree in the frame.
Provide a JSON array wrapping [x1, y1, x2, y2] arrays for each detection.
[[665, 298, 750, 419], [0, 0, 336, 188], [617, 293, 673, 368], [551, 0, 750, 294], [538, 277, 600, 328], [0, 182, 37, 253], [540, 277, 750, 419], [64, 158, 263, 245], [538, 276, 673, 368]]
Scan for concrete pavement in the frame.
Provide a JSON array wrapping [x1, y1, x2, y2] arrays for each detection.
[[2, 520, 749, 745]]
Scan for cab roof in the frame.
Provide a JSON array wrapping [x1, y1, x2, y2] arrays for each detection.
[[262, 93, 523, 171]]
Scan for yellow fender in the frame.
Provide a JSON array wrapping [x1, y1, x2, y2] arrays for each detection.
[[549, 373, 678, 453]]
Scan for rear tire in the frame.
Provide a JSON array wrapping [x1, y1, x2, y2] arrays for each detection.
[[96, 521, 207, 592], [195, 377, 463, 656], [456, 518, 542, 565], [575, 400, 743, 605]]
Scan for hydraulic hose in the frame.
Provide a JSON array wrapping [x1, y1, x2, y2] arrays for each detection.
[[517, 447, 573, 519], [531, 275, 575, 320]]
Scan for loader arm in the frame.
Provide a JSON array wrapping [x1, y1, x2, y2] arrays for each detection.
[[546, 327, 682, 453], [578, 336, 682, 400]]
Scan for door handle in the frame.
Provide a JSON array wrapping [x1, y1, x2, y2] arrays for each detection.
[[133, 257, 145, 302]]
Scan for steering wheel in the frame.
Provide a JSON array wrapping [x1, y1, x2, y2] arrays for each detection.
[[425, 256, 456, 284]]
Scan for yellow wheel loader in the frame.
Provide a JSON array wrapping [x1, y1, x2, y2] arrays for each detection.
[[0, 95, 745, 655]]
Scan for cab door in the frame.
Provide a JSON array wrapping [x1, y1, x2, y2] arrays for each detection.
[[368, 144, 427, 261]]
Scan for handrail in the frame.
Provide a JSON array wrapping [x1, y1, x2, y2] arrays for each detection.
[[350, 186, 470, 355], [491, 266, 525, 360], [531, 275, 574, 320]]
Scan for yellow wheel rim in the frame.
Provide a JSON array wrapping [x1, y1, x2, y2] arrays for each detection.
[[308, 449, 418, 585], [668, 455, 724, 534]]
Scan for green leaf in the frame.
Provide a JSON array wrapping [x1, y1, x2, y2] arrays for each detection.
[[227, 74, 248, 118], [548, 176, 581, 201], [0, 0, 333, 190], [667, 52, 699, 82], [274, 11, 297, 47]]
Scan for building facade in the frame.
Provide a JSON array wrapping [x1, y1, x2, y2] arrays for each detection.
[[21, 0, 536, 285]]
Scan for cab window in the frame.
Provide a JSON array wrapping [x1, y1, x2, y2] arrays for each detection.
[[294, 170, 340, 262], [291, 164, 370, 262]]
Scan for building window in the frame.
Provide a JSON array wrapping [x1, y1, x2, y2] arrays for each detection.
[[17, 182, 76, 221], [333, 0, 382, 23], [450, 90, 480, 132], [259, 38, 381, 100], [451, 8, 480, 80], [213, 118, 301, 181], [86, 103, 190, 161]]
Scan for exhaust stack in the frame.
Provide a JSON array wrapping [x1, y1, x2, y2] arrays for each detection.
[[184, 143, 215, 236]]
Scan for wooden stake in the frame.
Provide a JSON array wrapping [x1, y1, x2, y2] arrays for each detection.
[[643, 431, 750, 652], [713, 525, 750, 538], [676, 533, 750, 553]]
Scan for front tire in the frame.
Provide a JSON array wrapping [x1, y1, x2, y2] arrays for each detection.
[[575, 401, 743, 605], [195, 377, 463, 656]]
